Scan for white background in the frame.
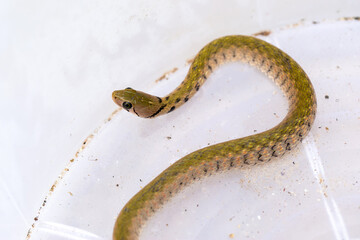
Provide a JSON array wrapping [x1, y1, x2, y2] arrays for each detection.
[[1, 1, 360, 239]]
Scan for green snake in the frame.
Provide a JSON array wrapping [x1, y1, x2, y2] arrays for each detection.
[[111, 35, 317, 240]]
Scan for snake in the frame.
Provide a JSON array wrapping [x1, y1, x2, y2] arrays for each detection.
[[111, 35, 317, 240]]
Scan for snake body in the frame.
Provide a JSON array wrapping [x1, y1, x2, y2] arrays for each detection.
[[112, 35, 316, 240]]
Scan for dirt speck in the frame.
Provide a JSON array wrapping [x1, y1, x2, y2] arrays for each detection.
[[155, 67, 178, 83], [254, 30, 271, 36]]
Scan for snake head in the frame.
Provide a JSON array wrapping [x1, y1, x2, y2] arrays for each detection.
[[112, 88, 163, 118]]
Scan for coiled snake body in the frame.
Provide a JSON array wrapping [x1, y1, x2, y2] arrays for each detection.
[[112, 35, 317, 240]]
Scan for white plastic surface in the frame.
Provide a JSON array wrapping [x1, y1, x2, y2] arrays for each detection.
[[28, 20, 360, 240], [1, 1, 360, 240]]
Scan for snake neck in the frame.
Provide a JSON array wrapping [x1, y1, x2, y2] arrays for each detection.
[[150, 36, 316, 122]]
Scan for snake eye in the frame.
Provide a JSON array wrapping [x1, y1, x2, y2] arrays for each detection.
[[122, 102, 133, 111]]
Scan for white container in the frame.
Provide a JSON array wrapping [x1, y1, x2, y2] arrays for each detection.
[[1, 1, 360, 240]]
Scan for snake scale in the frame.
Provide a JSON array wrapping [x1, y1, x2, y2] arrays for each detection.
[[112, 35, 317, 240]]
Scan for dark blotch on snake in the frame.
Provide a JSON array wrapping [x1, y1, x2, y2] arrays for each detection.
[[168, 106, 176, 113]]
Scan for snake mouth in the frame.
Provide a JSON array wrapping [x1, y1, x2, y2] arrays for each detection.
[[112, 94, 122, 107]]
